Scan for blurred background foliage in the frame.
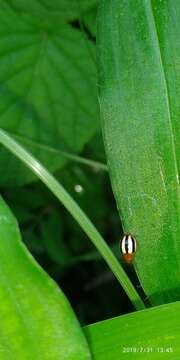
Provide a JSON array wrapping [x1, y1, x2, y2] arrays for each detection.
[[0, 0, 138, 324]]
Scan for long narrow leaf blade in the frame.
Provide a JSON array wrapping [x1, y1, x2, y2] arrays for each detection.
[[0, 128, 145, 310], [97, 0, 180, 305], [84, 301, 180, 359]]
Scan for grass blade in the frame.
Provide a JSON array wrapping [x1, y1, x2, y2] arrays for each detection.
[[0, 128, 145, 310]]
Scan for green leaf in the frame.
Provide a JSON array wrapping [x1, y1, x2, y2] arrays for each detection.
[[0, 129, 145, 310], [84, 301, 180, 359], [7, 0, 97, 23], [83, 6, 97, 38], [97, 0, 180, 305], [0, 195, 91, 359], [0, 5, 99, 186]]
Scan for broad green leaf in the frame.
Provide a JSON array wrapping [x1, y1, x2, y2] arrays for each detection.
[[0, 196, 91, 359], [97, 0, 180, 305], [7, 0, 97, 23], [84, 301, 180, 359], [83, 6, 97, 38], [0, 5, 99, 186]]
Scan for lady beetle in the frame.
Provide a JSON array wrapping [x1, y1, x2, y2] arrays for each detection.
[[120, 234, 136, 264]]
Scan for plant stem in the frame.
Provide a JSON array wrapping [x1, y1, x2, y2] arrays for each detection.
[[8, 131, 108, 172]]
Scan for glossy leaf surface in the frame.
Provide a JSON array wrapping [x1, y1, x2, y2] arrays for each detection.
[[0, 196, 91, 359]]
